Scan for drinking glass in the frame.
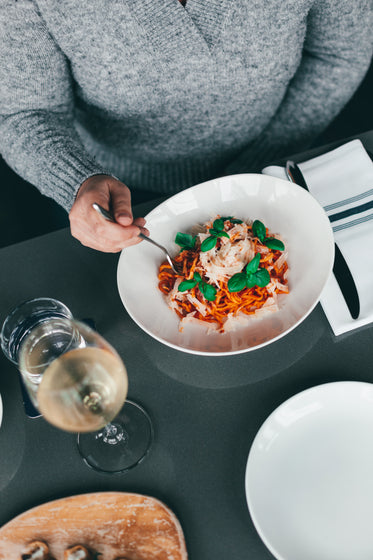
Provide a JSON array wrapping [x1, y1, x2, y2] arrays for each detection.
[[1, 299, 153, 474], [0, 297, 73, 366], [0, 297, 73, 418]]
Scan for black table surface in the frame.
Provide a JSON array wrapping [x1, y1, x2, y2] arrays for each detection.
[[1, 131, 373, 559]]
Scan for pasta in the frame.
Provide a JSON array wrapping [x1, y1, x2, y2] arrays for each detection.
[[158, 216, 289, 333]]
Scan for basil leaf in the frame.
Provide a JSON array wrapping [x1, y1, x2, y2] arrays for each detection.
[[227, 272, 247, 292], [220, 216, 243, 224], [264, 237, 285, 251], [201, 236, 218, 252], [245, 253, 261, 274], [253, 268, 271, 287], [208, 228, 229, 239], [194, 271, 202, 282], [213, 218, 225, 232], [246, 274, 257, 288], [252, 220, 266, 242], [178, 278, 198, 292], [199, 281, 217, 302], [175, 232, 196, 250]]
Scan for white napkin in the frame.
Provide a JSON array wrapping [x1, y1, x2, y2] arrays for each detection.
[[263, 139, 373, 336]]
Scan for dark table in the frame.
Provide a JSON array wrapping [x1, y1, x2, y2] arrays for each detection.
[[1, 131, 373, 559]]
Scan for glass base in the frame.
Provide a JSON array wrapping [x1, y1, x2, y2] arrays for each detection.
[[77, 399, 153, 474]]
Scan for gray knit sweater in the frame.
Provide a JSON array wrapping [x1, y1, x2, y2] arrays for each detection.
[[0, 0, 372, 213]]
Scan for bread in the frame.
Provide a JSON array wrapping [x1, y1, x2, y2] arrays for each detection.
[[0, 492, 188, 559], [21, 541, 50, 560], [63, 545, 92, 560]]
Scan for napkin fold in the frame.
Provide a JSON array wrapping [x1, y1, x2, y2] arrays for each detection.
[[262, 139, 373, 336]]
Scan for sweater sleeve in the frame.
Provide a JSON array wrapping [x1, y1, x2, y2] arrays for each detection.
[[224, 0, 373, 174], [0, 0, 108, 212]]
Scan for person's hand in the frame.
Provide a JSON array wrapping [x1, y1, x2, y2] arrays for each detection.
[[69, 174, 148, 252]]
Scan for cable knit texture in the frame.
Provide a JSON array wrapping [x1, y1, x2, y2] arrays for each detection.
[[0, 0, 372, 212]]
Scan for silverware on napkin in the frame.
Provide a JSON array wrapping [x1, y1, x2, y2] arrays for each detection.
[[92, 203, 182, 274], [285, 160, 360, 320]]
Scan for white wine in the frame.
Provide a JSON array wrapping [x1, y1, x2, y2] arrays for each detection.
[[37, 346, 128, 432], [15, 318, 152, 473]]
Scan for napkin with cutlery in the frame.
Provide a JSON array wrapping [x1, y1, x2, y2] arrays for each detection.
[[262, 139, 373, 335]]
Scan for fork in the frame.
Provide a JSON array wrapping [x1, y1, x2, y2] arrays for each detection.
[[92, 203, 183, 275]]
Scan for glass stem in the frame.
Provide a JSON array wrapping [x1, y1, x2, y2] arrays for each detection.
[[95, 422, 128, 445]]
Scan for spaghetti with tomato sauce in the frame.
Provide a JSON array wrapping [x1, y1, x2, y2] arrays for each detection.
[[158, 216, 289, 333]]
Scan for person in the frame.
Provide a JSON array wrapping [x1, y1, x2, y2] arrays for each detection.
[[0, 0, 372, 253]]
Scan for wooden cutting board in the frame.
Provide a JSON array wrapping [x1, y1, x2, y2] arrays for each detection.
[[0, 492, 188, 559]]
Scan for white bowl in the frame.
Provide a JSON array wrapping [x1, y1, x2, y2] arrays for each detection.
[[117, 174, 334, 356]]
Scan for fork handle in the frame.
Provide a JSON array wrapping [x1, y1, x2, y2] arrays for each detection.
[[93, 204, 168, 252], [92, 203, 115, 222], [138, 232, 166, 251], [93, 205, 155, 242]]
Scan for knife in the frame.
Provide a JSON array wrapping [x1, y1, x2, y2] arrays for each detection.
[[285, 160, 360, 320]]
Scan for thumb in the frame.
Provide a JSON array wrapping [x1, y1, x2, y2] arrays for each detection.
[[110, 181, 133, 226]]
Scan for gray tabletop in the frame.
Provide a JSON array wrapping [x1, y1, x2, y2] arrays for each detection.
[[1, 131, 373, 559]]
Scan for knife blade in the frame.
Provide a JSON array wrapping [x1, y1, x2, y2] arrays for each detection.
[[285, 160, 360, 320]]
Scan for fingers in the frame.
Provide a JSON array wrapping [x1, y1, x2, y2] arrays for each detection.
[[133, 217, 148, 230], [110, 181, 133, 226], [69, 175, 148, 253], [70, 217, 143, 252]]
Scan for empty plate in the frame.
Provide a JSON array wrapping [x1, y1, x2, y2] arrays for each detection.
[[246, 381, 373, 560]]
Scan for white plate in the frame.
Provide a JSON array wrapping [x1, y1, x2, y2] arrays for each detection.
[[117, 174, 334, 355], [246, 381, 373, 560]]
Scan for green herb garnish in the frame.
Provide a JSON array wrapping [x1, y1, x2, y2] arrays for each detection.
[[178, 277, 199, 291], [252, 268, 271, 287], [245, 252, 261, 274], [252, 219, 285, 251], [212, 218, 225, 231], [198, 280, 217, 301], [227, 253, 271, 292], [200, 218, 230, 252], [178, 271, 217, 301], [200, 235, 219, 252], [226, 273, 247, 292], [252, 219, 267, 242], [178, 271, 201, 291], [221, 216, 243, 224], [175, 232, 197, 251], [263, 237, 285, 251]]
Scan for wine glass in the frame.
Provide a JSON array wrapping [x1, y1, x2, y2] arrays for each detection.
[[1, 299, 153, 474]]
